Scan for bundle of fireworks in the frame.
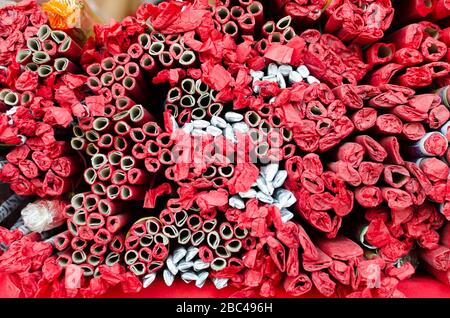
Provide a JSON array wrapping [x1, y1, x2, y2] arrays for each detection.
[[0, 0, 449, 298]]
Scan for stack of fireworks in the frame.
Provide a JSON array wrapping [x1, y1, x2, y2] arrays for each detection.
[[0, 0, 450, 298]]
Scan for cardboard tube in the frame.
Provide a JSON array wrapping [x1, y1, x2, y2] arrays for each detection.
[[32, 51, 51, 64]]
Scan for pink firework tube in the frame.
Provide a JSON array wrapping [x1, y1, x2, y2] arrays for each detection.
[[128, 168, 151, 185], [114, 53, 131, 65], [116, 96, 136, 111], [268, 32, 284, 44], [101, 57, 116, 72], [58, 37, 82, 61], [87, 76, 102, 92], [111, 83, 125, 100], [120, 185, 146, 201], [238, 14, 256, 35], [379, 136, 404, 166], [120, 156, 136, 171], [85, 193, 100, 212], [129, 104, 156, 126], [54, 230, 73, 251], [64, 205, 76, 219], [385, 24, 424, 49], [429, 0, 450, 21], [107, 184, 120, 200], [247, 1, 264, 27], [125, 235, 140, 251], [215, 6, 231, 24], [91, 182, 107, 196], [355, 135, 388, 163], [417, 157, 449, 182], [255, 38, 269, 54], [110, 235, 125, 253], [143, 122, 161, 138], [374, 114, 403, 135], [114, 66, 126, 82], [230, 6, 244, 21], [159, 51, 174, 68], [98, 164, 114, 182], [94, 228, 113, 245], [87, 213, 106, 230], [99, 87, 113, 104], [351, 108, 378, 131], [140, 54, 157, 75], [130, 128, 146, 143], [71, 236, 87, 251], [78, 225, 95, 241], [160, 210, 175, 226], [138, 247, 153, 263], [138, 33, 151, 50], [87, 63, 102, 77], [111, 169, 128, 186], [383, 165, 411, 188], [404, 132, 448, 157], [402, 123, 426, 141], [123, 76, 145, 101], [336, 142, 366, 168], [54, 57, 79, 73], [52, 156, 82, 178], [107, 214, 131, 234], [261, 20, 276, 38], [43, 40, 57, 57], [43, 171, 71, 196], [421, 37, 447, 62], [98, 199, 125, 216], [222, 21, 239, 39], [365, 43, 395, 68], [366, 63, 405, 86], [98, 134, 114, 149], [125, 62, 144, 82], [128, 43, 144, 60], [393, 48, 424, 66], [145, 158, 161, 173], [132, 144, 147, 160], [56, 250, 72, 267], [114, 136, 129, 152], [425, 62, 450, 78], [169, 43, 184, 60], [100, 72, 114, 87], [165, 33, 181, 45], [114, 120, 131, 137], [90, 243, 107, 256], [397, 0, 436, 23], [355, 186, 383, 208]]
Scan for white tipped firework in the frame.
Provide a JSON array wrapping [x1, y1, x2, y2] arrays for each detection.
[[181, 271, 199, 283], [193, 259, 210, 272], [211, 116, 227, 129], [250, 70, 264, 80], [191, 129, 208, 136], [225, 112, 244, 123], [239, 188, 257, 199], [192, 119, 210, 129], [275, 189, 297, 208], [195, 271, 209, 288], [143, 273, 157, 288], [289, 71, 303, 84], [262, 75, 278, 83], [297, 65, 310, 78], [261, 163, 279, 183], [163, 269, 175, 286], [232, 122, 249, 134], [182, 122, 194, 134], [272, 170, 288, 188], [224, 124, 237, 143], [206, 125, 222, 137], [277, 72, 287, 89], [278, 65, 293, 77], [185, 246, 199, 262], [256, 175, 272, 195], [229, 195, 245, 209], [257, 191, 274, 204], [178, 260, 194, 272], [212, 278, 229, 290], [173, 247, 187, 264], [307, 75, 320, 84], [166, 255, 179, 275], [280, 208, 294, 224], [268, 63, 278, 76]]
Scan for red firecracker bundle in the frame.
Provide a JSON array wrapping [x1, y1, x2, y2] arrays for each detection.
[[0, 0, 450, 298]]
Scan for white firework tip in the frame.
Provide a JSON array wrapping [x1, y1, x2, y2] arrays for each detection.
[[229, 195, 245, 209], [163, 269, 175, 286], [256, 176, 270, 195], [239, 188, 258, 199], [297, 65, 310, 78], [181, 271, 199, 283], [224, 112, 244, 123], [211, 116, 227, 129], [262, 74, 278, 83], [166, 255, 179, 275], [206, 125, 223, 137], [261, 163, 279, 183], [224, 124, 237, 143], [280, 208, 294, 224], [173, 247, 187, 264], [306, 75, 320, 84], [185, 246, 199, 262], [212, 278, 229, 290], [191, 128, 208, 136], [278, 65, 293, 77], [250, 70, 264, 79], [275, 189, 297, 208], [195, 271, 209, 288], [288, 71, 303, 84], [142, 272, 157, 288], [267, 63, 278, 76], [277, 72, 286, 89], [232, 122, 250, 134], [272, 170, 288, 188], [193, 259, 210, 272], [177, 260, 194, 272], [192, 119, 210, 129], [256, 191, 274, 204], [181, 122, 193, 134]]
